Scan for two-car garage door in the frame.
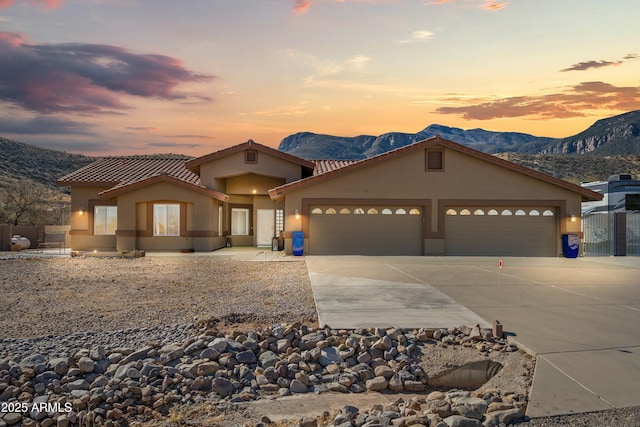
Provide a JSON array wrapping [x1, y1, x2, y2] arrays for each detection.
[[309, 205, 423, 255]]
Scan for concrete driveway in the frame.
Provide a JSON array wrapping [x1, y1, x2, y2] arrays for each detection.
[[305, 255, 640, 418]]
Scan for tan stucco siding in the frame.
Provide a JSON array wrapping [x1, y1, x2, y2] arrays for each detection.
[[114, 181, 220, 251], [67, 186, 114, 250], [226, 174, 285, 196], [280, 146, 585, 255], [199, 152, 303, 191]]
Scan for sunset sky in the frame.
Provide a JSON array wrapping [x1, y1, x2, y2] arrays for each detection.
[[1, 0, 639, 156]]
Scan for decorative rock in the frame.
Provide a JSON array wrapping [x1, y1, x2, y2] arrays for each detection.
[[259, 351, 279, 368], [431, 400, 453, 418], [299, 331, 325, 350], [3, 413, 22, 426], [196, 361, 220, 377], [77, 356, 95, 373], [482, 408, 524, 427], [319, 347, 342, 366], [212, 377, 234, 397], [365, 376, 388, 391], [47, 358, 69, 375], [236, 350, 257, 364], [374, 365, 394, 379], [388, 374, 404, 392], [289, 379, 309, 393], [450, 396, 488, 417], [443, 415, 481, 427]]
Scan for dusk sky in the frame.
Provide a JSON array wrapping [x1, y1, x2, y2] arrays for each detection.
[[1, 0, 639, 156]]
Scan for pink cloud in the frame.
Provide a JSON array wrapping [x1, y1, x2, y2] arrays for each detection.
[[435, 81, 640, 120], [482, 1, 508, 11], [0, 0, 63, 9], [0, 32, 214, 114], [293, 0, 311, 14], [428, 0, 508, 10]]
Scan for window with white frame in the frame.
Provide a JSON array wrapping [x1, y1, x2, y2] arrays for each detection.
[[231, 208, 250, 235], [94, 206, 117, 235], [154, 203, 180, 236]]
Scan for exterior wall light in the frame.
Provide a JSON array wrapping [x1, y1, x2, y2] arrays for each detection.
[[79, 207, 84, 216], [252, 189, 257, 194], [295, 209, 300, 220], [569, 211, 577, 222]]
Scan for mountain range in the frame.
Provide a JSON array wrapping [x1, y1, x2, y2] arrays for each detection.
[[1, 111, 640, 194], [278, 110, 640, 160]]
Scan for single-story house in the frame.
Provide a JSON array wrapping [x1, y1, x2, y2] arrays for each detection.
[[58, 137, 602, 256]]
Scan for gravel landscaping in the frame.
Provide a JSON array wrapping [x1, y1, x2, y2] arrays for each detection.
[[1, 252, 638, 426]]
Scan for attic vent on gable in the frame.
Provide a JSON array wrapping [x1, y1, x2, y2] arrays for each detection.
[[245, 150, 258, 164], [426, 149, 444, 171]]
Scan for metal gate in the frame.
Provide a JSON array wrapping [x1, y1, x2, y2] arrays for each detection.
[[583, 212, 640, 256]]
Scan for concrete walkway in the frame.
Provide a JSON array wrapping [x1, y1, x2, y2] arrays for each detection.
[[305, 255, 640, 418]]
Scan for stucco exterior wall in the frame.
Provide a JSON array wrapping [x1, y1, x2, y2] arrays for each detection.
[[68, 186, 116, 251], [198, 152, 303, 191], [280, 146, 585, 255], [112, 181, 221, 252]]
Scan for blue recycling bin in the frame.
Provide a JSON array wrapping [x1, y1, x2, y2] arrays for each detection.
[[562, 234, 579, 258], [292, 231, 304, 256]]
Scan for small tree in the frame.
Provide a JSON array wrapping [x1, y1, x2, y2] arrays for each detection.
[[0, 180, 70, 226]]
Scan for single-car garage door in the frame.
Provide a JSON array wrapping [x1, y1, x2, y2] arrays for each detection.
[[309, 205, 423, 255], [445, 207, 557, 256]]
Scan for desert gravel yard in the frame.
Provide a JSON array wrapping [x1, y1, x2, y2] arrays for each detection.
[[0, 255, 316, 339]]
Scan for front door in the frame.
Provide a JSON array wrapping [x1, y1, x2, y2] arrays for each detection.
[[256, 209, 275, 246]]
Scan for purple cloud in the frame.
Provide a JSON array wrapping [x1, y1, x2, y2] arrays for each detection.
[[560, 60, 623, 72], [436, 81, 640, 120], [0, 32, 214, 114]]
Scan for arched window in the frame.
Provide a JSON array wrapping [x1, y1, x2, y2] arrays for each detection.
[[395, 208, 407, 215], [446, 209, 457, 216], [311, 207, 323, 215], [501, 209, 513, 216], [515, 209, 526, 216], [529, 209, 540, 216], [367, 208, 379, 214], [460, 209, 471, 216], [382, 208, 392, 215], [474, 209, 485, 216], [325, 208, 337, 215], [339, 208, 351, 214], [409, 208, 420, 215], [354, 208, 365, 215], [543, 209, 554, 216], [488, 209, 498, 216]]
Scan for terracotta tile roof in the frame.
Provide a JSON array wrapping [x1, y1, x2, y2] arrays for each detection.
[[57, 157, 200, 187], [98, 172, 229, 201], [270, 136, 604, 202], [313, 160, 358, 175]]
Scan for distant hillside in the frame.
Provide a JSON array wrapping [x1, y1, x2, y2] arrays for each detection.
[[0, 137, 95, 192], [541, 110, 640, 155], [496, 153, 640, 184], [278, 125, 554, 160], [278, 110, 640, 160]]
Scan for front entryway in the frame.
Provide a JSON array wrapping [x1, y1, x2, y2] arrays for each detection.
[[256, 209, 275, 247]]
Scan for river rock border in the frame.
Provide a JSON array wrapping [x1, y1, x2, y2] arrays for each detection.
[[0, 324, 530, 427]]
